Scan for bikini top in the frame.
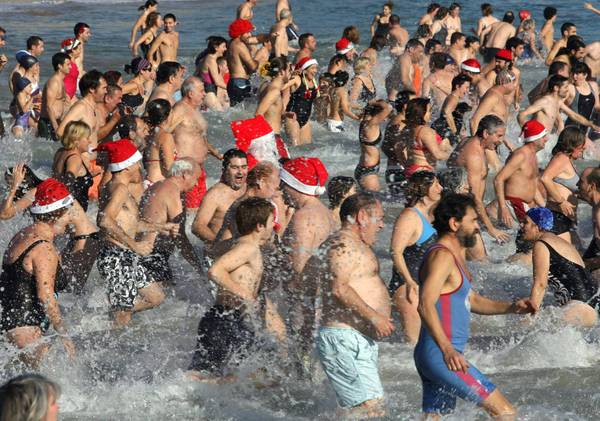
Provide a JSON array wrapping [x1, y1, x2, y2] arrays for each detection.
[[359, 123, 382, 146], [413, 126, 443, 153]]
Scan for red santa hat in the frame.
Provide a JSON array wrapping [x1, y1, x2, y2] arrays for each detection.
[[94, 139, 142, 172], [495, 49, 513, 61], [335, 37, 355, 54], [228, 18, 253, 39], [461, 58, 481, 74], [231, 115, 281, 169], [281, 157, 328, 196], [30, 178, 73, 214], [521, 119, 547, 143], [519, 10, 531, 21], [60, 38, 81, 53], [295, 57, 318, 71]]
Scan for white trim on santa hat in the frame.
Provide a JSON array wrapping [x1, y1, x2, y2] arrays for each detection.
[[523, 128, 547, 143], [108, 150, 143, 172], [461, 63, 480, 73], [300, 58, 318, 71], [280, 168, 326, 196], [30, 194, 74, 214], [337, 43, 355, 54]]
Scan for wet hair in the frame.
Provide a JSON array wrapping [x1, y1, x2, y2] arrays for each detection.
[[450, 32, 465, 45], [522, 19, 535, 32], [475, 114, 505, 137], [427, 3, 441, 14], [425, 39, 442, 54], [561, 22, 576, 35], [329, 54, 348, 68], [74, 22, 90, 37], [552, 126, 586, 155], [156, 61, 183, 84], [163, 13, 176, 21], [145, 98, 171, 128], [383, 2, 394, 11], [0, 374, 61, 421], [298, 33, 314, 49], [51, 52, 70, 71], [430, 52, 449, 70], [405, 97, 430, 128], [139, 0, 158, 11], [354, 57, 371, 74], [31, 206, 70, 223], [327, 176, 356, 209], [116, 115, 139, 138], [62, 120, 91, 149], [393, 90, 415, 113], [106, 83, 122, 97], [369, 35, 387, 51], [222, 149, 247, 170], [415, 24, 432, 39], [235, 197, 275, 236], [449, 2, 461, 11], [343, 26, 360, 44], [465, 36, 479, 48], [247, 162, 277, 188], [495, 69, 515, 85], [26, 36, 43, 50], [339, 192, 379, 223], [0, 27, 5, 34], [435, 7, 448, 20], [548, 60, 568, 76], [503, 11, 515, 24], [451, 74, 471, 91], [168, 159, 194, 179], [433, 193, 476, 234], [587, 168, 600, 192], [572, 62, 592, 78], [506, 36, 525, 50], [362, 103, 384, 120], [405, 171, 436, 207], [406, 38, 424, 51], [547, 74, 568, 93], [103, 70, 122, 86], [264, 56, 288, 77], [481, 3, 493, 16], [332, 70, 350, 87], [567, 37, 586, 52], [544, 7, 557, 20], [389, 14, 400, 25], [438, 167, 468, 195], [146, 12, 161, 28], [195, 36, 228, 66], [180, 77, 201, 97], [125, 57, 150, 75], [5, 165, 43, 200], [79, 69, 104, 96]]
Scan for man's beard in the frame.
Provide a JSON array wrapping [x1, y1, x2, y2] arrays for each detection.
[[457, 229, 478, 248]]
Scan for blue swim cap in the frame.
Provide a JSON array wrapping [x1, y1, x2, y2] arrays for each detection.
[[15, 77, 31, 93], [526, 207, 554, 231]]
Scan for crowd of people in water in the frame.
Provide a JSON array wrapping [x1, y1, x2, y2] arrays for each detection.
[[4, 0, 600, 418]]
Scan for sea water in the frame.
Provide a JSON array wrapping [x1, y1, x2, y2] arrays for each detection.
[[0, 0, 600, 419]]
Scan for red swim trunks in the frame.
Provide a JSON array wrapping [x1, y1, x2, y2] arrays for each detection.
[[505, 195, 529, 223], [185, 167, 207, 209]]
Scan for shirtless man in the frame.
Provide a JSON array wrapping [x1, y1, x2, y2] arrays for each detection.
[[147, 13, 179, 67], [96, 139, 176, 326], [192, 149, 248, 244], [481, 48, 512, 87], [96, 84, 124, 142], [388, 15, 409, 54], [385, 39, 424, 100], [518, 75, 599, 135], [147, 61, 184, 106], [271, 9, 295, 58], [540, 7, 558, 53], [256, 57, 290, 134], [140, 158, 205, 287], [421, 52, 456, 113], [188, 197, 274, 383], [470, 70, 516, 138], [546, 22, 577, 65], [9, 35, 44, 93], [316, 192, 392, 417], [227, 18, 262, 106], [171, 77, 222, 209], [482, 12, 516, 63], [294, 33, 316, 64], [415, 193, 533, 419], [448, 115, 509, 242], [447, 32, 467, 65], [38, 52, 70, 141], [237, 0, 257, 20], [73, 22, 91, 74], [57, 70, 107, 149]]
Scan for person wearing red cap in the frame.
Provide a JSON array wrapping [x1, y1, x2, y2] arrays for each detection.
[[335, 37, 356, 61], [0, 178, 76, 366], [227, 18, 259, 106], [482, 12, 516, 63], [460, 58, 491, 99], [58, 38, 82, 102], [284, 57, 319, 145], [192, 149, 248, 244], [96, 139, 178, 327], [482, 48, 512, 87], [316, 192, 392, 416], [518, 75, 600, 135]]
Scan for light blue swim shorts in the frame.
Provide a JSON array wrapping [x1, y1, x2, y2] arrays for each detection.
[[316, 326, 384, 408]]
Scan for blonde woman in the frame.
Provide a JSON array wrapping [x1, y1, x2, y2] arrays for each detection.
[[349, 57, 376, 107]]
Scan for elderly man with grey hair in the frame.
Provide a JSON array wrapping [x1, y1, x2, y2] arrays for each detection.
[[139, 157, 206, 284]]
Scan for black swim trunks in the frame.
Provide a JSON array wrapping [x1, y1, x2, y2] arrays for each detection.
[[188, 305, 255, 375], [97, 243, 151, 311], [140, 250, 173, 285], [483, 47, 500, 63], [227, 78, 252, 107], [37, 117, 58, 141], [354, 163, 380, 182]]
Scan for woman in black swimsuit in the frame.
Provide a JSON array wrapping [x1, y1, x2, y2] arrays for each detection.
[[52, 121, 94, 212], [370, 2, 394, 39], [284, 58, 319, 145], [0, 179, 75, 367], [122, 56, 155, 114], [349, 57, 377, 107], [523, 207, 600, 327], [131, 11, 162, 59]]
